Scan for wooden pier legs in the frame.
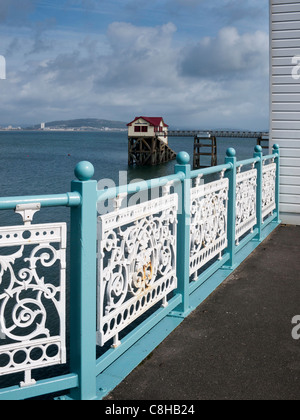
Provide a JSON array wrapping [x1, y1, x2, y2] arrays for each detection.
[[128, 137, 177, 166]]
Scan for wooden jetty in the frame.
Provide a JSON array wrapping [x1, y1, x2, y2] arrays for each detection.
[[169, 130, 269, 170], [127, 118, 269, 168], [167, 130, 269, 138]]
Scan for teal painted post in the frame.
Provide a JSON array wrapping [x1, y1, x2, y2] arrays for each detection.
[[224, 148, 237, 269], [69, 162, 98, 400], [273, 144, 280, 223], [254, 146, 263, 242], [174, 152, 192, 316]]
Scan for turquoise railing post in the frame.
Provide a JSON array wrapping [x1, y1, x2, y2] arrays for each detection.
[[69, 161, 98, 401], [224, 148, 237, 268], [173, 152, 192, 316], [273, 144, 281, 224], [254, 145, 263, 242]]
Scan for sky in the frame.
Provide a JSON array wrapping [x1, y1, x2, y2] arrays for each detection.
[[0, 0, 270, 129]]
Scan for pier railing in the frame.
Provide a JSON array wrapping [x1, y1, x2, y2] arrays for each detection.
[[0, 145, 280, 400]]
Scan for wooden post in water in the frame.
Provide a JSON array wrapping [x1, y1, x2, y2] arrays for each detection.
[[257, 136, 269, 151], [193, 135, 217, 169]]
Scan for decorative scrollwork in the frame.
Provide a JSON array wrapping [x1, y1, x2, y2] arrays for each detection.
[[235, 169, 257, 244], [190, 178, 229, 280], [0, 223, 67, 387], [97, 195, 178, 347], [262, 163, 276, 218]]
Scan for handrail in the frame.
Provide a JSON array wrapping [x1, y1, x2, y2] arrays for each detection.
[[263, 153, 278, 161], [191, 162, 232, 179], [236, 156, 260, 168], [97, 172, 185, 202], [0, 192, 81, 210]]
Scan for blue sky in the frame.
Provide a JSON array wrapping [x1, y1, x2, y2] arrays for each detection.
[[0, 0, 270, 129]]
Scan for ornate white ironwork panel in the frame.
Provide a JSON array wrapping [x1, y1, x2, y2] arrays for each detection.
[[190, 178, 229, 279], [262, 163, 276, 219], [236, 168, 257, 244], [0, 223, 67, 387], [97, 194, 178, 347]]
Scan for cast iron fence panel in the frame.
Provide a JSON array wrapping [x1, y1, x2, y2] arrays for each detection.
[[262, 162, 277, 219], [190, 177, 229, 280], [97, 193, 178, 348], [236, 168, 258, 244], [0, 220, 67, 387]]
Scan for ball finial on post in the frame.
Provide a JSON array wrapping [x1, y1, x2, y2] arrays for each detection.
[[226, 148, 236, 158], [176, 151, 190, 165], [74, 161, 95, 181], [254, 145, 263, 154]]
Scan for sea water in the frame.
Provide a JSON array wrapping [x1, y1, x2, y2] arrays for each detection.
[[0, 130, 258, 196], [0, 130, 259, 224]]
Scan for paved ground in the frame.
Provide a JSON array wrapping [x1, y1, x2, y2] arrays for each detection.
[[106, 225, 300, 400]]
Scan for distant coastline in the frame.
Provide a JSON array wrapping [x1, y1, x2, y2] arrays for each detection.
[[0, 118, 128, 132], [0, 118, 268, 134]]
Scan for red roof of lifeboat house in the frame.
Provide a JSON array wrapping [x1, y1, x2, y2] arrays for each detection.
[[127, 117, 169, 128]]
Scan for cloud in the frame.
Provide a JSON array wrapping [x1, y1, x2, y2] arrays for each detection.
[[95, 22, 178, 88], [89, 22, 268, 129], [181, 27, 269, 79], [0, 5, 270, 131]]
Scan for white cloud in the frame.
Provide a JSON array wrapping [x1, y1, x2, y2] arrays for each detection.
[[91, 23, 269, 129], [0, 17, 269, 129], [181, 26, 269, 79], [99, 22, 178, 87]]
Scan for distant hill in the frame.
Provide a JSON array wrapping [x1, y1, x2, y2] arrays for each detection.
[[27, 118, 127, 130]]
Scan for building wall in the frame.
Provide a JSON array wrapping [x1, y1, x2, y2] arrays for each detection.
[[270, 0, 300, 225], [128, 118, 168, 143], [128, 118, 155, 137]]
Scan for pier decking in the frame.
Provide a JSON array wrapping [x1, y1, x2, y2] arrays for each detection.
[[167, 130, 269, 138], [106, 224, 300, 401]]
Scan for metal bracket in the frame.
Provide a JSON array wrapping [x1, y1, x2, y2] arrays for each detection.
[[15, 203, 41, 225], [20, 370, 36, 388]]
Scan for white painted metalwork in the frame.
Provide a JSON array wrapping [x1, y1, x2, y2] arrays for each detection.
[[97, 193, 178, 348], [262, 163, 277, 219], [236, 168, 257, 244], [15, 203, 41, 226], [0, 211, 67, 387], [190, 178, 229, 279]]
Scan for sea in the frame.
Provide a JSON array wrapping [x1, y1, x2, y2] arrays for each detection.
[[0, 130, 259, 395], [0, 130, 259, 195], [0, 130, 260, 227]]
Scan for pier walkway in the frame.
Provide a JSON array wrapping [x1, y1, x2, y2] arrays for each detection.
[[106, 224, 300, 401], [167, 130, 269, 138]]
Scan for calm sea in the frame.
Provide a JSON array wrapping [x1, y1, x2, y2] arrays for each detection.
[[0, 130, 259, 197], [0, 130, 259, 394]]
